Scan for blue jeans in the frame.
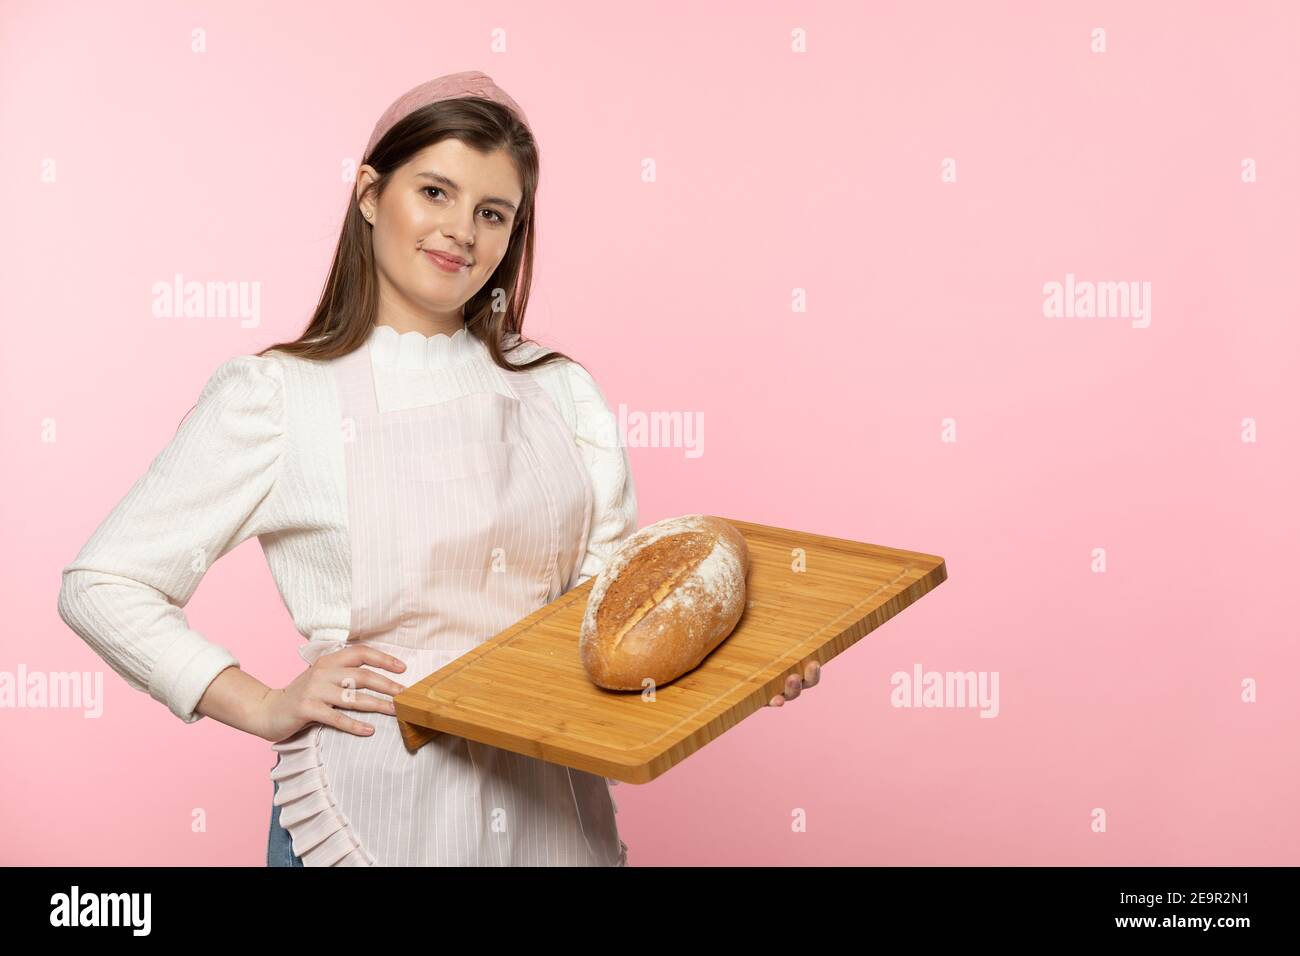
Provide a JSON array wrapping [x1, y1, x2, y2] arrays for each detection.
[[267, 761, 304, 867]]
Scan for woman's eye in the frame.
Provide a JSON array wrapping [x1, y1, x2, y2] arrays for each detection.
[[422, 187, 506, 225]]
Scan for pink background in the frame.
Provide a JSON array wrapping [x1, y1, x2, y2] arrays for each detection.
[[5, 0, 1298, 865]]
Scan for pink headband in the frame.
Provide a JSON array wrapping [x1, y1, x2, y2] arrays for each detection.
[[364, 70, 532, 159]]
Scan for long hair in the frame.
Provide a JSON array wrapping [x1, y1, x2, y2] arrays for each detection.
[[256, 95, 572, 373]]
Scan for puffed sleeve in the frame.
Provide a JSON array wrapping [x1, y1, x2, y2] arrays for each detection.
[[57, 355, 285, 724], [564, 361, 639, 586], [559, 360, 637, 797]]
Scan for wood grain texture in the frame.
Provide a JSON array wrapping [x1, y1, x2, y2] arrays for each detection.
[[394, 517, 947, 783]]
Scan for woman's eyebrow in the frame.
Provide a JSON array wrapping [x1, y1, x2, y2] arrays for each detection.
[[414, 171, 518, 212]]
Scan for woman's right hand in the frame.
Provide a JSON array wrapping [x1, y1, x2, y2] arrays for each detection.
[[257, 646, 408, 742]]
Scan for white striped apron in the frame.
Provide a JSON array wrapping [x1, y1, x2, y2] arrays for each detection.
[[270, 332, 626, 866]]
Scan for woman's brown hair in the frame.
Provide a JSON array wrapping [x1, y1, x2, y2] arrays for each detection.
[[256, 95, 572, 374]]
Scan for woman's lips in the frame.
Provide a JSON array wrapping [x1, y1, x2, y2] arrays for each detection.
[[424, 250, 468, 273]]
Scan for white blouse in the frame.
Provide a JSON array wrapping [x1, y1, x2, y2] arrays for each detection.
[[56, 324, 638, 727]]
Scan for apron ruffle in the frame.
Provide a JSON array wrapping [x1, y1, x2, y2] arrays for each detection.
[[271, 724, 375, 866]]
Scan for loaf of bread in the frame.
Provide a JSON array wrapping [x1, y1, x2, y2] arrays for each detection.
[[580, 515, 750, 690]]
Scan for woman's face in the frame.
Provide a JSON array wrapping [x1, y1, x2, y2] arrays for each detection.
[[356, 139, 523, 328]]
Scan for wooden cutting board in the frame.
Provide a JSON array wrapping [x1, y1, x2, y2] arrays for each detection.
[[394, 517, 947, 783]]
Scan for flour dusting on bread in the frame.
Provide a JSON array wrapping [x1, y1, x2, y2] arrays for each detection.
[[579, 515, 750, 690]]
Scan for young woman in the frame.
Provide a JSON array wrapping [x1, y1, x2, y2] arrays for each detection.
[[58, 71, 819, 867]]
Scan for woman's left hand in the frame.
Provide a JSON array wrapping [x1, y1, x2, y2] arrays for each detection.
[[768, 660, 821, 707]]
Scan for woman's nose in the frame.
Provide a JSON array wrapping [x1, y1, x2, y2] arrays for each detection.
[[442, 215, 476, 246]]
